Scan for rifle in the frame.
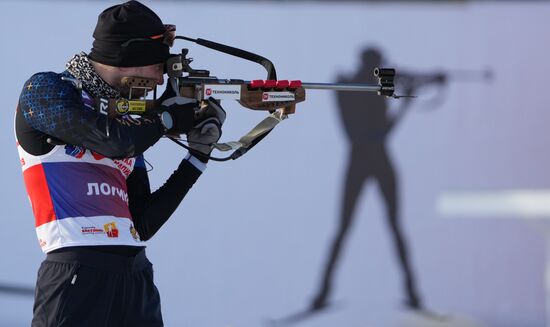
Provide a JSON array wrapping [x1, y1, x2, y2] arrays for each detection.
[[112, 35, 406, 161]]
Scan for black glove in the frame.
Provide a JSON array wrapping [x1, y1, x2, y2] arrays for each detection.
[[187, 97, 226, 162], [158, 78, 198, 134], [160, 103, 197, 134]]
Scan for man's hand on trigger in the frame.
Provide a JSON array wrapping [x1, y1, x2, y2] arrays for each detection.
[[158, 78, 198, 135], [187, 98, 226, 162]]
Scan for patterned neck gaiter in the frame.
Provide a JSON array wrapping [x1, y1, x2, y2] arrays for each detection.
[[65, 52, 121, 99]]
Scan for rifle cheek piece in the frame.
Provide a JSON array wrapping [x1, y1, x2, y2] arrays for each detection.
[[93, 77, 158, 117]]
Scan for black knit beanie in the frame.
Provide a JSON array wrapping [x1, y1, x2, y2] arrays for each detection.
[[89, 1, 170, 67]]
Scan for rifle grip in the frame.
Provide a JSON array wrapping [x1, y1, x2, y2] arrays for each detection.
[[179, 86, 196, 99]]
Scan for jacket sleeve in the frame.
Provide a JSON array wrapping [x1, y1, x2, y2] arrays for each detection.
[[18, 72, 165, 159], [126, 156, 203, 241]]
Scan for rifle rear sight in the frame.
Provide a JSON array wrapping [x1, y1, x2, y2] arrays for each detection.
[[166, 48, 212, 79]]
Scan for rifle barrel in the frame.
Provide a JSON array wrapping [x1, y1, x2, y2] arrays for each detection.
[[301, 82, 381, 92]]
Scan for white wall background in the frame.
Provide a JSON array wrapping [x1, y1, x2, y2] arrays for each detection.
[[0, 1, 548, 326]]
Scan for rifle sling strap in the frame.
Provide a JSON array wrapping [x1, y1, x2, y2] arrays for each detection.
[[212, 110, 287, 160]]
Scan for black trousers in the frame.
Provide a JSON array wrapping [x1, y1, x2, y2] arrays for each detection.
[[32, 248, 163, 327]]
